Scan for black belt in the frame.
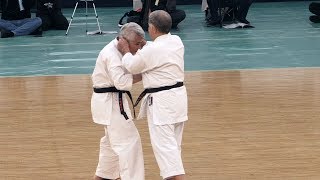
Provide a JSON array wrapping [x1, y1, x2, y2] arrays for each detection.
[[93, 87, 135, 120], [134, 82, 184, 107]]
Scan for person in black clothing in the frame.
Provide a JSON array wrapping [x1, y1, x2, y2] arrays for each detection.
[[206, 0, 253, 26], [309, 2, 320, 23], [150, 0, 186, 28], [0, 0, 42, 38], [36, 0, 68, 31]]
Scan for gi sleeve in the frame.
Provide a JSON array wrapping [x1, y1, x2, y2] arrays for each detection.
[[107, 54, 133, 91], [122, 52, 147, 75]]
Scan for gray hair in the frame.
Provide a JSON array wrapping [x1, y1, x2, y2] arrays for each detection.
[[119, 22, 145, 41], [148, 10, 172, 34]]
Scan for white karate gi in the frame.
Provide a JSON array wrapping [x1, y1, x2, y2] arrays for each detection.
[[91, 38, 145, 180], [122, 33, 188, 179]]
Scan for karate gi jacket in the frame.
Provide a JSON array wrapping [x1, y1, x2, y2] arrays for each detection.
[[91, 39, 134, 125], [122, 33, 188, 125]]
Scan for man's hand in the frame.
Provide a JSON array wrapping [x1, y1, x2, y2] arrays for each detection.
[[117, 37, 130, 55]]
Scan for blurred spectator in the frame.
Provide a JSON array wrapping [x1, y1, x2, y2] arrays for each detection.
[[206, 0, 253, 26], [309, 2, 320, 23], [150, 0, 186, 28], [0, 0, 42, 38], [36, 0, 68, 31]]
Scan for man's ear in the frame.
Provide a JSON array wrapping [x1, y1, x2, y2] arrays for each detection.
[[148, 24, 155, 33]]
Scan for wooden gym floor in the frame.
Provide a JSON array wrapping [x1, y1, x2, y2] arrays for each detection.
[[1, 1, 320, 180]]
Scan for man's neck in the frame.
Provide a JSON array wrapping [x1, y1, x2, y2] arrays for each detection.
[[153, 32, 167, 41]]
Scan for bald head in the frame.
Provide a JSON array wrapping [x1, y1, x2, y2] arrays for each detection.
[[148, 10, 172, 34]]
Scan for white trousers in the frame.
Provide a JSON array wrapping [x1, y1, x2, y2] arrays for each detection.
[[95, 116, 145, 180], [148, 118, 185, 179]]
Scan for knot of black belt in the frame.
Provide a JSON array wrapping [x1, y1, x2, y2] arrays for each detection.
[[93, 87, 135, 120], [134, 82, 184, 107]]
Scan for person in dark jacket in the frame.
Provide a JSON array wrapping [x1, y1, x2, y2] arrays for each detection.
[[36, 0, 68, 31], [309, 2, 320, 23], [206, 0, 253, 26], [0, 0, 42, 38], [150, 0, 186, 28]]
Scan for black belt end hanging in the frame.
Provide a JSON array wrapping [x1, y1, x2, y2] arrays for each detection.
[[93, 87, 135, 120]]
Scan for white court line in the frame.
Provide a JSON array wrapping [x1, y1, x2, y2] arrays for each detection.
[[53, 66, 94, 69], [1, 34, 320, 49], [228, 47, 278, 51], [173, 27, 320, 35], [1, 31, 320, 48], [0, 66, 94, 75], [68, 22, 101, 26], [49, 58, 95, 62], [68, 17, 97, 20], [183, 35, 320, 42], [49, 51, 99, 56], [226, 52, 268, 56], [0, 68, 51, 75], [0, 64, 44, 70], [1, 42, 106, 48]]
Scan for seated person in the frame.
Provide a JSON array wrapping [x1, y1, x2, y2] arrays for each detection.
[[309, 2, 320, 23], [202, 0, 211, 22], [0, 0, 42, 38], [202, 0, 234, 23], [206, 0, 253, 26], [150, 0, 186, 28], [36, 0, 68, 31]]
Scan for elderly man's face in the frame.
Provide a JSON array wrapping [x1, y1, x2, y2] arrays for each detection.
[[127, 35, 146, 54]]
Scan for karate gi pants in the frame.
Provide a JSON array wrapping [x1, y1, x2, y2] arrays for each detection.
[[95, 116, 144, 180], [147, 107, 185, 179]]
